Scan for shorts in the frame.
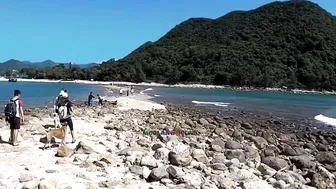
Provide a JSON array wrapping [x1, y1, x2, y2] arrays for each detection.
[[9, 117, 21, 130], [60, 117, 74, 131]]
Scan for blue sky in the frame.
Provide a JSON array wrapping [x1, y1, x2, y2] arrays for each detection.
[[0, 0, 334, 64]]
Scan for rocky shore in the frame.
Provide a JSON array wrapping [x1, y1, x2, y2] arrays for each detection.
[[0, 98, 335, 189]]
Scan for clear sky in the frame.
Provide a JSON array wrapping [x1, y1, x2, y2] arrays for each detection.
[[0, 0, 334, 64]]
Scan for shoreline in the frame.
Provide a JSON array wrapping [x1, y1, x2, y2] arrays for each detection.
[[0, 97, 334, 188], [1, 77, 335, 96]]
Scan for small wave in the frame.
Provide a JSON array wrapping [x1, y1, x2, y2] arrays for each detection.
[[140, 88, 153, 95], [154, 94, 161, 97], [214, 103, 229, 107], [314, 114, 336, 126], [192, 100, 231, 107]]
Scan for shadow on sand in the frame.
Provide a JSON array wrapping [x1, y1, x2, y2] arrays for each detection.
[[0, 135, 10, 145]]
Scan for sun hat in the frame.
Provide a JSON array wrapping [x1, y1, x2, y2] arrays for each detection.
[[62, 92, 68, 98]]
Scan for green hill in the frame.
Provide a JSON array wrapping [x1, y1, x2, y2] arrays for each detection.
[[23, 0, 336, 90]]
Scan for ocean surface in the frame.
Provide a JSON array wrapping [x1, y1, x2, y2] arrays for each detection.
[[0, 82, 106, 108], [141, 87, 336, 127], [1, 82, 335, 127]]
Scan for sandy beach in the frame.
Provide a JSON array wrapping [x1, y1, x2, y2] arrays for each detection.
[[0, 93, 334, 189], [1, 77, 335, 96]]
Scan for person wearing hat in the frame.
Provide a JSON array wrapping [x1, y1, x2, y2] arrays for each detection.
[[56, 90, 76, 143], [54, 90, 65, 113]]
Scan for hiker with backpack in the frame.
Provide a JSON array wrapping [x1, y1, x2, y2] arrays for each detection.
[[55, 91, 76, 143], [5, 90, 25, 146]]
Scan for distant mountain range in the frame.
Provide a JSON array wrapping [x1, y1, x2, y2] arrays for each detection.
[[0, 59, 99, 74]]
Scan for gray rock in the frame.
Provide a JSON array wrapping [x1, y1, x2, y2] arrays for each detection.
[[262, 157, 288, 171], [56, 146, 73, 157], [257, 163, 276, 176], [19, 174, 34, 183], [211, 139, 226, 150], [214, 128, 225, 135], [225, 141, 243, 149], [316, 151, 336, 164], [74, 141, 95, 154], [290, 155, 316, 170], [274, 180, 286, 189], [22, 181, 39, 189], [211, 154, 227, 164], [142, 166, 151, 179], [262, 132, 276, 144], [192, 149, 208, 164], [136, 138, 151, 147], [169, 151, 193, 166], [201, 182, 219, 189], [215, 176, 235, 189], [118, 147, 144, 156], [280, 144, 305, 156], [232, 130, 242, 139], [252, 136, 268, 149], [224, 150, 246, 162], [146, 115, 155, 124], [185, 119, 195, 127], [154, 147, 170, 162], [149, 167, 169, 181], [210, 163, 227, 171], [242, 180, 274, 189], [304, 143, 316, 150], [317, 144, 328, 151], [211, 145, 222, 152], [241, 122, 252, 129], [166, 166, 185, 178], [152, 143, 164, 151], [129, 166, 143, 176], [140, 155, 158, 168], [274, 172, 295, 184], [38, 179, 57, 189], [199, 118, 209, 125]]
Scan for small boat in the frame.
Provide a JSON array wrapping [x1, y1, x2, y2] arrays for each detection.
[[8, 78, 17, 82]]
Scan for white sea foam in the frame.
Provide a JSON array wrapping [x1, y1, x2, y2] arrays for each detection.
[[140, 88, 153, 95], [192, 100, 231, 107], [154, 94, 161, 97], [314, 114, 336, 126]]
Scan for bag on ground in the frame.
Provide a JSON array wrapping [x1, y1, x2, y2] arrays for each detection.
[[4, 99, 17, 119]]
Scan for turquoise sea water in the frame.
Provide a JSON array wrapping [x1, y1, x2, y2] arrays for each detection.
[[0, 82, 105, 108], [143, 87, 336, 125]]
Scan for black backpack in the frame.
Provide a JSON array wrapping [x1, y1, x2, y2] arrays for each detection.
[[4, 99, 18, 119]]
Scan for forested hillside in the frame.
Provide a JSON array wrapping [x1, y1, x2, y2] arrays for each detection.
[[20, 1, 336, 90]]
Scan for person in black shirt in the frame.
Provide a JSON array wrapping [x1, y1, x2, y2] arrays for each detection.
[[97, 94, 103, 105], [88, 92, 94, 106]]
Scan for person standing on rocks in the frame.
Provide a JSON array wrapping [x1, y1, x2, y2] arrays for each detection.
[[130, 86, 134, 95], [56, 92, 76, 143], [97, 94, 103, 106], [88, 92, 95, 106], [5, 89, 24, 146]]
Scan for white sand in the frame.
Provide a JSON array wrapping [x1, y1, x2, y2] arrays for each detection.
[[0, 96, 166, 188]]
